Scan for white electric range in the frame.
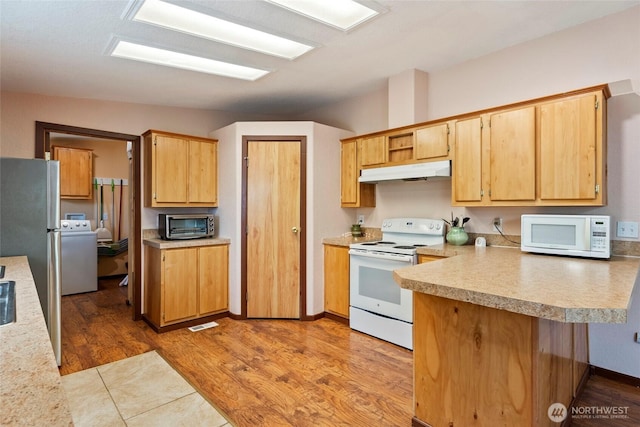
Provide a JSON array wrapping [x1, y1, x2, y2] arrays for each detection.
[[349, 217, 445, 349]]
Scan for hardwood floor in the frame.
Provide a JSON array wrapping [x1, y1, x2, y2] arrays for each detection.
[[60, 277, 640, 426], [60, 277, 413, 426], [572, 376, 640, 426]]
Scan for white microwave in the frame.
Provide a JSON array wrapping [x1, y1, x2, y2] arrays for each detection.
[[521, 214, 610, 259]]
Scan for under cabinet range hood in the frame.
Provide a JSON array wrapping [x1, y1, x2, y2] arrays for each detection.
[[359, 160, 451, 183]]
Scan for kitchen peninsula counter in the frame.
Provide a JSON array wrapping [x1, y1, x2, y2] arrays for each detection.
[[0, 256, 73, 426], [395, 246, 640, 323], [393, 246, 640, 427]]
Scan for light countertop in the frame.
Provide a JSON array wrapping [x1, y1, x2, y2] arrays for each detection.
[[143, 237, 230, 249], [0, 256, 73, 426], [394, 246, 640, 323]]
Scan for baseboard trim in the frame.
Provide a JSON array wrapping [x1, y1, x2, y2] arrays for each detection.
[[590, 365, 640, 387], [323, 312, 349, 325], [411, 416, 432, 427], [142, 312, 229, 333]]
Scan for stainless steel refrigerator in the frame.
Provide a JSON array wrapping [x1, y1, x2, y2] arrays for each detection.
[[0, 157, 62, 366]]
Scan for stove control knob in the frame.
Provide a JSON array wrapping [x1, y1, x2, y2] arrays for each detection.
[[429, 223, 434, 229], [436, 224, 442, 230], [62, 222, 69, 228]]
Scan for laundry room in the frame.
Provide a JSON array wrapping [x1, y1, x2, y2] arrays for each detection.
[[51, 134, 130, 291]]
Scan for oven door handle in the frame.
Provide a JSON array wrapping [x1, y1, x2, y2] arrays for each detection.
[[349, 249, 415, 263]]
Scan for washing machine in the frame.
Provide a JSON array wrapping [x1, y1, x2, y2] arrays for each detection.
[[61, 219, 98, 296]]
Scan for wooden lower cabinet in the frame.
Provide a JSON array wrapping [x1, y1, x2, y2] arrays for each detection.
[[145, 244, 228, 329], [323, 244, 350, 318], [413, 293, 588, 427], [418, 254, 444, 264]]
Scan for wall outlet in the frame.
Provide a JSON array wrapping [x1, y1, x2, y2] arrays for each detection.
[[357, 215, 365, 225], [617, 221, 639, 238], [493, 217, 502, 229]]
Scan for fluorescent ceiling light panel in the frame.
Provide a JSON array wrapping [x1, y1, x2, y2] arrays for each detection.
[[111, 40, 269, 80], [133, 0, 314, 59], [266, 0, 379, 31]]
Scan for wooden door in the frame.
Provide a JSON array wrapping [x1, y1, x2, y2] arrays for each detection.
[[246, 139, 302, 318], [323, 245, 349, 318], [489, 106, 536, 201], [198, 245, 228, 315], [539, 94, 597, 200], [154, 134, 188, 203], [453, 117, 483, 202], [360, 135, 386, 166], [53, 146, 93, 199], [415, 122, 449, 160], [188, 139, 217, 204], [162, 248, 197, 323], [340, 140, 358, 206]]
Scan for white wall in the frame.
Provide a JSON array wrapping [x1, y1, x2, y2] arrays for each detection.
[[296, 7, 640, 377], [210, 122, 353, 316]]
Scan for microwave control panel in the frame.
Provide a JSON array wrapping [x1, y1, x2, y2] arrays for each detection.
[[590, 217, 610, 251]]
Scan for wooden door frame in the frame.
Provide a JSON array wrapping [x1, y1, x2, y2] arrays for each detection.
[[35, 121, 143, 320], [240, 136, 308, 320]]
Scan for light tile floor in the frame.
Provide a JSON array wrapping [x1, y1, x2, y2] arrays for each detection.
[[61, 351, 232, 427]]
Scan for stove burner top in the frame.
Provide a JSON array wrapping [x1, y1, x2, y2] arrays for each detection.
[[349, 218, 445, 255]]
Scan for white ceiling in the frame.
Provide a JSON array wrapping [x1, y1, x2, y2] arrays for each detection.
[[1, 0, 638, 116]]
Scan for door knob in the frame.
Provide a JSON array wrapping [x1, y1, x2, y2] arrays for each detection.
[[292, 226, 299, 234]]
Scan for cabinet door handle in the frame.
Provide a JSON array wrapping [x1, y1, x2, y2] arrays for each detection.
[[292, 226, 300, 234]]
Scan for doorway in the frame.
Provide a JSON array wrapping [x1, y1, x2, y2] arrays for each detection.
[[35, 122, 142, 320], [241, 136, 306, 319]]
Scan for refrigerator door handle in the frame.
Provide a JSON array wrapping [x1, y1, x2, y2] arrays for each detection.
[[47, 160, 61, 230], [48, 230, 62, 366]]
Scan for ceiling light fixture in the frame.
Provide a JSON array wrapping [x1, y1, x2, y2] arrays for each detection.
[[132, 0, 314, 60], [110, 40, 270, 80], [266, 0, 379, 31]]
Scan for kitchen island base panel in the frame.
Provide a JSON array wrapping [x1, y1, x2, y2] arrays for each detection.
[[414, 293, 587, 427]]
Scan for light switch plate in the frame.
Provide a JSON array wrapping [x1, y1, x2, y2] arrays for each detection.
[[616, 221, 639, 238]]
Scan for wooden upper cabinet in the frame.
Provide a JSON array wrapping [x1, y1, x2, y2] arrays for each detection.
[[360, 135, 386, 166], [343, 85, 607, 208], [52, 146, 93, 200], [489, 106, 536, 201], [415, 122, 449, 160], [340, 139, 358, 206], [452, 117, 483, 203], [144, 130, 218, 207], [539, 93, 601, 203], [340, 139, 375, 208], [451, 87, 607, 207], [188, 139, 218, 204], [153, 134, 189, 204]]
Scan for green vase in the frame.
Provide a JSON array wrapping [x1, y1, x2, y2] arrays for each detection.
[[446, 226, 468, 246]]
